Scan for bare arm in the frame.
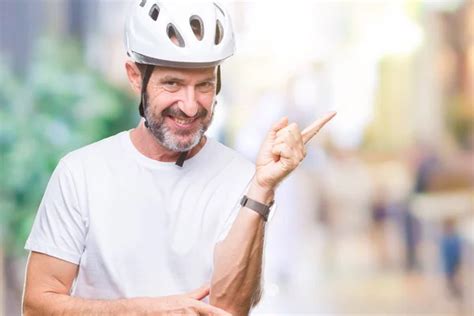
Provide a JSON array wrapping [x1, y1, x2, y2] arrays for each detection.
[[210, 112, 336, 315], [210, 179, 273, 315], [23, 251, 231, 315]]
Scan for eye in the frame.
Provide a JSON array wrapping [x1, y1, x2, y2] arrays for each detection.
[[197, 81, 215, 92], [163, 81, 180, 92]]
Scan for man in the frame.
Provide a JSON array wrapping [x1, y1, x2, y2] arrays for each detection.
[[22, 1, 336, 314]]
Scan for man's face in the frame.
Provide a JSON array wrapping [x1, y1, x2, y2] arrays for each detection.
[[143, 66, 217, 152]]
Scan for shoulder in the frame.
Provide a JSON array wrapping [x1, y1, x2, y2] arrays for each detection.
[[207, 138, 255, 171], [203, 138, 255, 187], [60, 131, 126, 170]]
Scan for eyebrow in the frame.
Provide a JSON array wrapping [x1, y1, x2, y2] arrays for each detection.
[[159, 76, 185, 84], [198, 76, 216, 83], [158, 75, 216, 84]]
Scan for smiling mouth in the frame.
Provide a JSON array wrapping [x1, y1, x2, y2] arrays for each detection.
[[167, 115, 199, 128]]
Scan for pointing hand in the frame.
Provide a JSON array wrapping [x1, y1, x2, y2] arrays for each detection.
[[254, 112, 337, 190]]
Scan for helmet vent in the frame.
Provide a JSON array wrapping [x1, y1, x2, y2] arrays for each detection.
[[139, 0, 147, 8], [190, 15, 204, 41], [214, 3, 225, 17], [215, 20, 223, 45], [167, 23, 185, 47], [149, 4, 160, 21]]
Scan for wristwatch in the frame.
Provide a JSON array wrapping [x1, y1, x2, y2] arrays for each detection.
[[240, 195, 275, 221]]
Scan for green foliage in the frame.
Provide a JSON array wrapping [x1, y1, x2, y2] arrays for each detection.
[[0, 38, 137, 255]]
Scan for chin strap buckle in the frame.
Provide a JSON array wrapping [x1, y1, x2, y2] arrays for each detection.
[[175, 151, 188, 167]]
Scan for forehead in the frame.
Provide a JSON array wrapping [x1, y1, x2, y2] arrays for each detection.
[[152, 66, 216, 79]]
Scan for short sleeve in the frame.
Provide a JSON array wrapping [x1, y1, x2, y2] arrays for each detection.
[[214, 196, 242, 244], [25, 158, 87, 264], [212, 155, 259, 244]]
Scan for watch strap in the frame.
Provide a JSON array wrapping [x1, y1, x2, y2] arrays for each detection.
[[240, 195, 274, 221]]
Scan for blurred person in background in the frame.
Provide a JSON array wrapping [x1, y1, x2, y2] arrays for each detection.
[[370, 188, 390, 268], [402, 142, 440, 272], [401, 202, 421, 272], [20, 1, 335, 315], [440, 217, 463, 300], [414, 143, 439, 193]]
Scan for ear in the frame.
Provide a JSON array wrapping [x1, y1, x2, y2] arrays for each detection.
[[125, 61, 142, 94]]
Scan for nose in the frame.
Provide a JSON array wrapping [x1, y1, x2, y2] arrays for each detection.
[[177, 86, 199, 117]]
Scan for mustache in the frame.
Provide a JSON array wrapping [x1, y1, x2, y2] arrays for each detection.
[[162, 105, 208, 120]]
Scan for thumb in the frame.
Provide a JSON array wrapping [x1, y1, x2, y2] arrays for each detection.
[[186, 284, 210, 300], [271, 116, 288, 133]]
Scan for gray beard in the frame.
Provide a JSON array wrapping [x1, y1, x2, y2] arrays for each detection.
[[144, 102, 214, 152]]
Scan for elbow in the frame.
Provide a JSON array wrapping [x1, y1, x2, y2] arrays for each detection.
[[22, 295, 39, 316], [22, 289, 49, 316]]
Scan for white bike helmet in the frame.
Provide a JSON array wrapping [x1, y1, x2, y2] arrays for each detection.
[[125, 0, 235, 68], [124, 0, 235, 166]]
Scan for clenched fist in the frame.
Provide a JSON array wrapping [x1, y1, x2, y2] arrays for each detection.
[[254, 112, 336, 190]]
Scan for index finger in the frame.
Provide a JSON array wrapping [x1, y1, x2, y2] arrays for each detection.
[[301, 111, 337, 145]]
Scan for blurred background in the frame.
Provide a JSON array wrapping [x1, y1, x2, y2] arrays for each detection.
[[1, 0, 473, 315]]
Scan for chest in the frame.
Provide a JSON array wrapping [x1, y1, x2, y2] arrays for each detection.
[[80, 166, 238, 260]]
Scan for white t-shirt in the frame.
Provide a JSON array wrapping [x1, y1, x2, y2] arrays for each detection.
[[25, 130, 255, 299]]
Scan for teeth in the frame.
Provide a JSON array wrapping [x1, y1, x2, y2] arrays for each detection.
[[173, 118, 194, 125]]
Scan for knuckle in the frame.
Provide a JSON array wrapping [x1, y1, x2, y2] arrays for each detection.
[[276, 135, 285, 143], [290, 122, 300, 133], [276, 129, 286, 138]]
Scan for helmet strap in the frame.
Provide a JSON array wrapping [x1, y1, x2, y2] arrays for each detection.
[[216, 65, 221, 95], [139, 64, 154, 128], [175, 151, 188, 167]]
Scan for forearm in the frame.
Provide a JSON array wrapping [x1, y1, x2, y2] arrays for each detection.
[[210, 179, 274, 315], [23, 293, 154, 315]]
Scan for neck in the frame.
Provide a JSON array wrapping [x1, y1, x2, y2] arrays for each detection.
[[130, 120, 206, 162]]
